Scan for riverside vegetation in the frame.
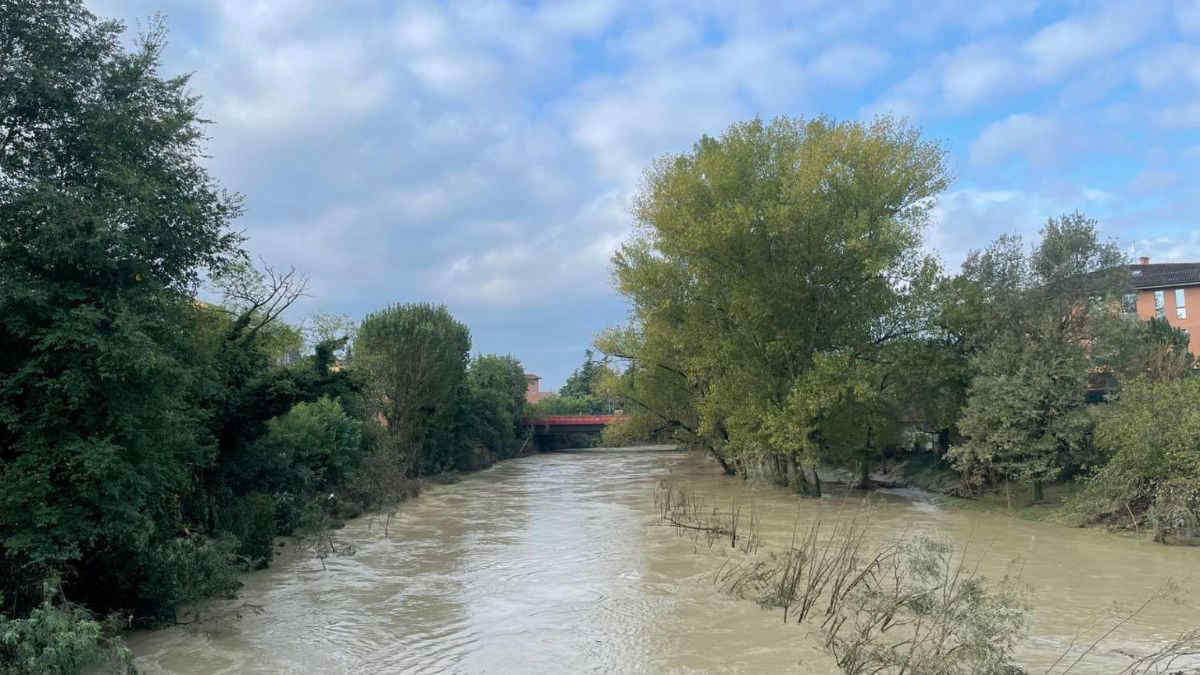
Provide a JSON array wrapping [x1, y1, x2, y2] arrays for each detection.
[[3, 2, 1199, 674], [657, 482, 1200, 674], [595, 115, 1200, 546], [0, 4, 534, 672]]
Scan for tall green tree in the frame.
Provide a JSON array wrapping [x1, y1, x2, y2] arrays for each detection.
[[608, 115, 948, 489], [461, 354, 528, 465], [559, 349, 605, 398], [0, 2, 242, 614], [946, 215, 1129, 501], [353, 303, 470, 476]]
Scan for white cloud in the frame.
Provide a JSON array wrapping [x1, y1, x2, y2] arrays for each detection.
[[1130, 231, 1200, 262], [1129, 169, 1181, 193], [810, 44, 890, 85], [1024, 1, 1161, 80], [968, 114, 1068, 166], [1176, 0, 1200, 32], [81, 0, 1200, 384], [1136, 43, 1200, 89], [535, 0, 623, 36], [940, 50, 1021, 108], [1157, 102, 1200, 128], [926, 189, 1040, 268]]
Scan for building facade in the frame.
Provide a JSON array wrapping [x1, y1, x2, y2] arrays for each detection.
[[524, 374, 554, 404], [1126, 257, 1200, 353]]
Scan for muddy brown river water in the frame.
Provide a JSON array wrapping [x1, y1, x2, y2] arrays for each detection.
[[129, 446, 1200, 673]]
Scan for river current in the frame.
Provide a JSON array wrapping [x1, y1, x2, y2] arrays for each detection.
[[129, 446, 1200, 673]]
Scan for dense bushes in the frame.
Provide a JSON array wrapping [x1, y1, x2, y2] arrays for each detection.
[[0, 5, 536, 669], [0, 580, 132, 675], [1068, 377, 1200, 542]]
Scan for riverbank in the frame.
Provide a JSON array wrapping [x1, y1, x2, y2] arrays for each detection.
[[128, 446, 1200, 673], [821, 456, 1108, 528]]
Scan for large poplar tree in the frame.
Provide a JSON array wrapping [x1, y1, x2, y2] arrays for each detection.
[[605, 116, 948, 489]]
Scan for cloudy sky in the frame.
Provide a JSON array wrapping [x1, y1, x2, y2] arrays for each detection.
[[91, 0, 1200, 388]]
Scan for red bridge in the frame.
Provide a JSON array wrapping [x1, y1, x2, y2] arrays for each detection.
[[525, 414, 629, 435]]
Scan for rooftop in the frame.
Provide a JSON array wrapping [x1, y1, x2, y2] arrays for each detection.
[[1128, 261, 1200, 290]]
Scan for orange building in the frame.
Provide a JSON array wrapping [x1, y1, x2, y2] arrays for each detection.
[[524, 374, 554, 404], [1126, 257, 1200, 353]]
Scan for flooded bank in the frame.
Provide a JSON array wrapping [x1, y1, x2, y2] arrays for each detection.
[[129, 447, 1200, 673]]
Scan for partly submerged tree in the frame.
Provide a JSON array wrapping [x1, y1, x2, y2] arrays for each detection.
[[1068, 376, 1200, 543], [947, 215, 1130, 501], [608, 115, 949, 490]]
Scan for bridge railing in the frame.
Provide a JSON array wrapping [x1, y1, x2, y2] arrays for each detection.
[[524, 414, 630, 427]]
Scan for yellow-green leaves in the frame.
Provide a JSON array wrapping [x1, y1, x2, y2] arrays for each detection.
[[607, 115, 949, 480]]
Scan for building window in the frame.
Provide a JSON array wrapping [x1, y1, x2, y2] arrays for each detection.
[[1122, 293, 1137, 315], [1155, 290, 1165, 318], [1177, 288, 1188, 320]]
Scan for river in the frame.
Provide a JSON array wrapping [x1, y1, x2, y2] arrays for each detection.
[[129, 446, 1200, 673]]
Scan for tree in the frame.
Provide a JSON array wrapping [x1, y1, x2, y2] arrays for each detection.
[[306, 312, 358, 364], [560, 349, 605, 398], [608, 115, 948, 489], [595, 325, 709, 458], [461, 355, 528, 464], [353, 303, 470, 476], [946, 215, 1129, 502], [951, 334, 1092, 502], [0, 2, 242, 616]]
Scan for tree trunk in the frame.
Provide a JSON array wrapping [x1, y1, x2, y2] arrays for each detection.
[[787, 455, 812, 496], [857, 458, 871, 490], [710, 447, 736, 475], [811, 466, 822, 498], [1032, 479, 1044, 503]]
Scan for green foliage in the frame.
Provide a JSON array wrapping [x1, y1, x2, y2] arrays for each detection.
[[461, 355, 528, 464], [0, 581, 132, 675], [0, 0, 241, 619], [215, 493, 277, 568], [946, 216, 1129, 499], [950, 335, 1093, 494], [559, 350, 608, 398], [135, 536, 242, 621], [354, 303, 470, 476], [0, 2, 374, 635], [1068, 377, 1200, 542], [596, 326, 707, 456], [830, 536, 1029, 674], [607, 115, 948, 486], [1091, 316, 1194, 386], [250, 397, 363, 497], [545, 350, 618, 415]]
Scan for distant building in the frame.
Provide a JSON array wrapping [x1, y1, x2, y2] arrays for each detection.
[[525, 374, 554, 404], [1125, 257, 1200, 353]]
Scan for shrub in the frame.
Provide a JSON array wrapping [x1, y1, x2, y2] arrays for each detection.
[[248, 397, 364, 495], [1067, 377, 1200, 542], [0, 580, 132, 674], [136, 536, 243, 623], [216, 493, 278, 568]]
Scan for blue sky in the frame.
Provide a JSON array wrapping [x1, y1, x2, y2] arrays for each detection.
[[91, 0, 1200, 388]]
